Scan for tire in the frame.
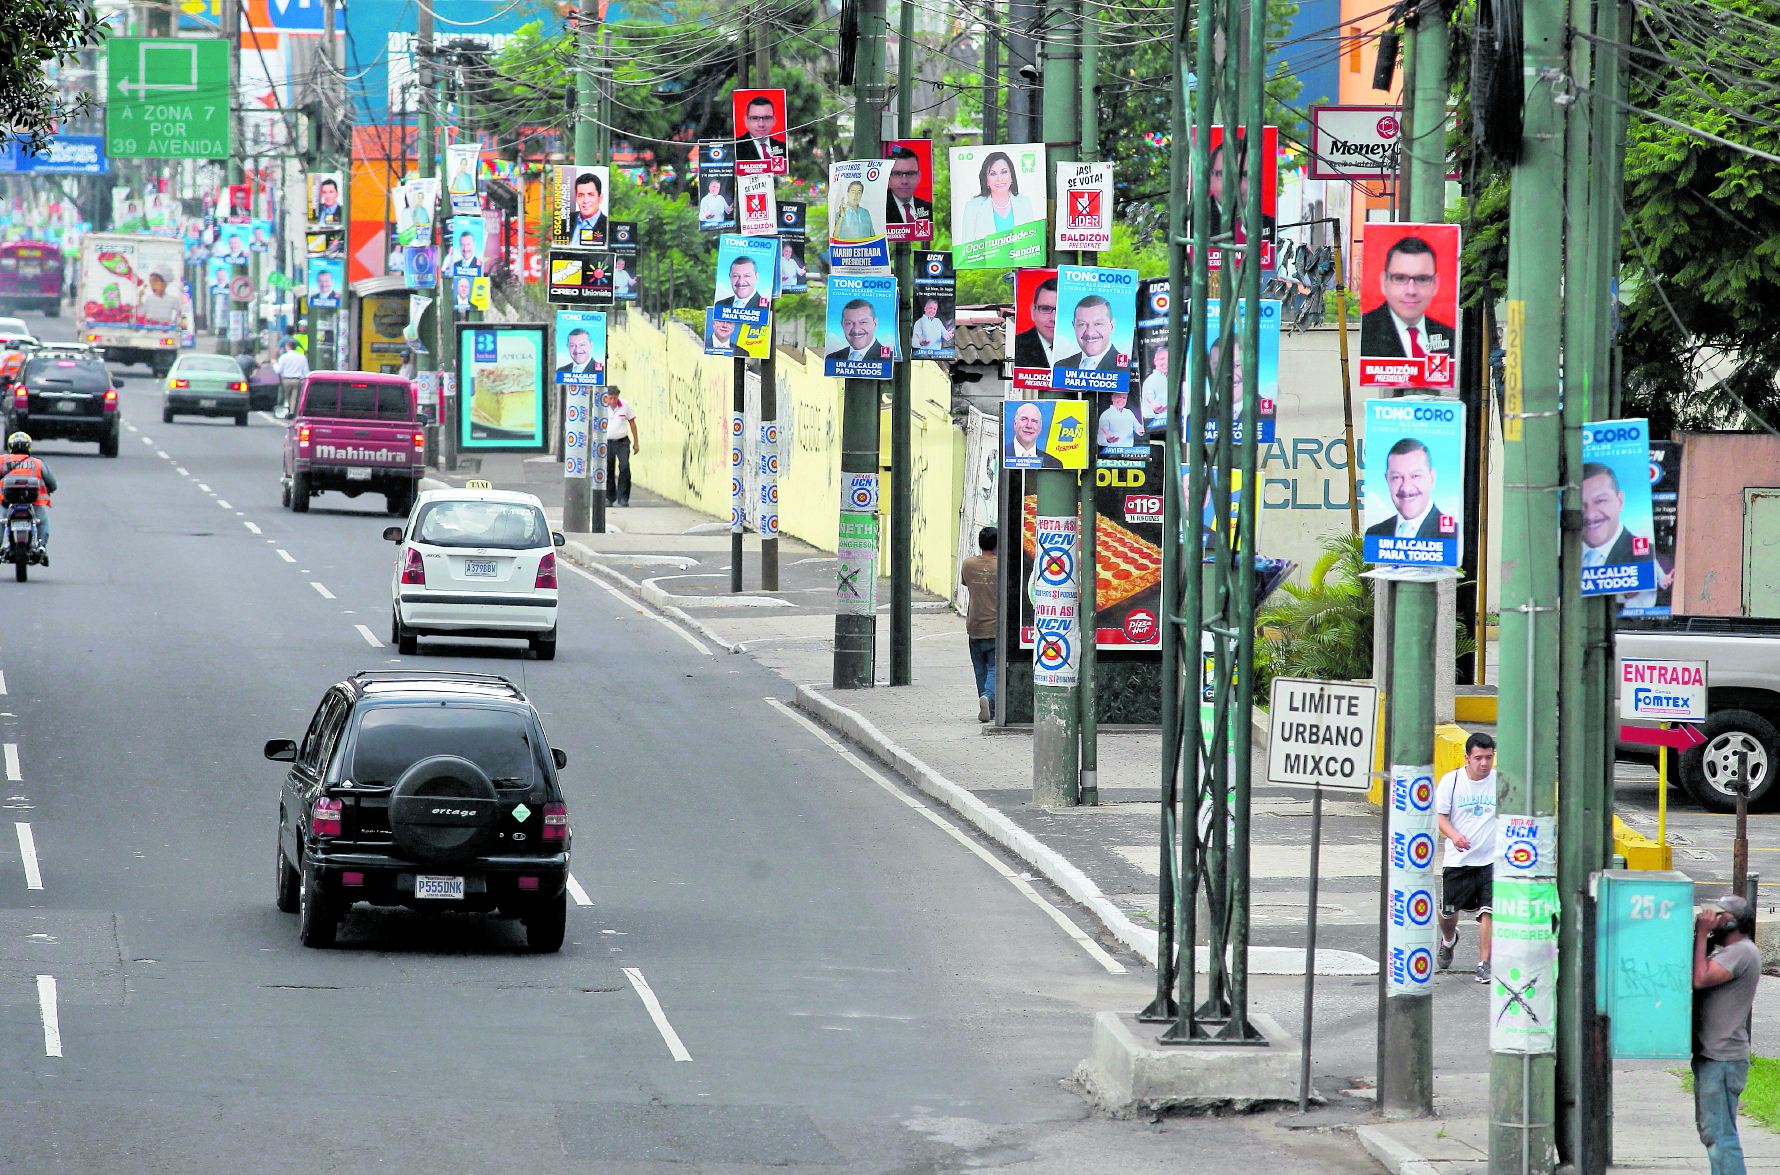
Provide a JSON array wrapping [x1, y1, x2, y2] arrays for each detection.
[[387, 755, 498, 864], [394, 608, 418, 656], [274, 830, 300, 913], [1682, 709, 1779, 814], [100, 431, 118, 458], [531, 630, 557, 661], [524, 891, 567, 953], [297, 862, 339, 948], [44, 303, 59, 319], [386, 487, 411, 516], [162, 406, 173, 424], [14, 555, 25, 583], [290, 471, 311, 513], [280, 480, 291, 508], [235, 412, 248, 427]]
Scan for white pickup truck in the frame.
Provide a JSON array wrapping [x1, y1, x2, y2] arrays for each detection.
[[1619, 615, 1780, 813]]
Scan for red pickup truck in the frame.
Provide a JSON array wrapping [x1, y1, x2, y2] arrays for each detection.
[[282, 372, 425, 516]]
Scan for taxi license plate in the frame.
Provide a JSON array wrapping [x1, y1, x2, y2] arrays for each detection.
[[464, 559, 497, 577], [345, 467, 372, 480], [198, 398, 217, 408], [414, 875, 464, 900], [55, 400, 76, 412]]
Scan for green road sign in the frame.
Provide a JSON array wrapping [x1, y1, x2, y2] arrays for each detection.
[[105, 37, 232, 159]]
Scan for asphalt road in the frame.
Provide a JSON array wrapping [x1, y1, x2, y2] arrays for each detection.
[[0, 318, 1388, 1173]]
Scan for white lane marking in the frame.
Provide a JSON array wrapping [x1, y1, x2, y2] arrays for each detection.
[[558, 560, 711, 656], [140, 436, 153, 446], [216, 499, 232, 509], [155, 451, 168, 459], [310, 582, 335, 599], [243, 521, 261, 535], [16, 822, 41, 890], [275, 549, 295, 563], [567, 873, 593, 906], [257, 411, 281, 425], [37, 975, 60, 1057], [3, 743, 18, 781], [622, 968, 692, 1062], [763, 698, 1127, 975], [197, 483, 211, 492], [175, 467, 189, 476], [354, 624, 384, 649], [125, 424, 138, 432], [0, 669, 7, 694]]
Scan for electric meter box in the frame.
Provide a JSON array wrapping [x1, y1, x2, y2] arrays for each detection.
[[1595, 869, 1695, 1059]]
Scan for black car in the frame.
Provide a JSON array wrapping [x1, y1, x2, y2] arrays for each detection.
[[9, 352, 121, 456], [266, 671, 573, 951]]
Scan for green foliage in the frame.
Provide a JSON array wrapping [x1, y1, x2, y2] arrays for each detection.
[[2, 0, 102, 153], [1254, 531, 1375, 693], [614, 175, 715, 307]]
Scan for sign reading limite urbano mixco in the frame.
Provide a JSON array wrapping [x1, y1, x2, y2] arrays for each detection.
[[1618, 658, 1708, 723], [105, 38, 232, 159], [1265, 677, 1379, 791]]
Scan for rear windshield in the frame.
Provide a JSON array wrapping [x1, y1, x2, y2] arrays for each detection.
[[414, 500, 550, 549], [303, 378, 414, 421], [23, 358, 108, 393], [176, 356, 241, 376], [347, 705, 540, 789]]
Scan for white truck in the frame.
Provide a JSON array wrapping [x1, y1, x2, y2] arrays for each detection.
[[77, 232, 186, 378]]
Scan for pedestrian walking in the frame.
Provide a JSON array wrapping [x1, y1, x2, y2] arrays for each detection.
[[274, 338, 310, 418], [1435, 731, 1497, 982], [603, 389, 639, 507], [960, 526, 998, 723], [1694, 894, 1761, 1175]]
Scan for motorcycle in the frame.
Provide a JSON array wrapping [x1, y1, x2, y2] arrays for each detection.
[[2, 473, 42, 581]]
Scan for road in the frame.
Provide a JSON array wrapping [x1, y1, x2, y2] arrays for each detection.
[[0, 317, 1385, 1172]]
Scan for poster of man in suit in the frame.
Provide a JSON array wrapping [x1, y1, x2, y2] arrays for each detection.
[[731, 88, 788, 175], [1008, 267, 1059, 380], [1049, 264, 1138, 394], [1579, 418, 1660, 601], [1362, 398, 1466, 568], [1358, 222, 1461, 391], [882, 140, 934, 243]]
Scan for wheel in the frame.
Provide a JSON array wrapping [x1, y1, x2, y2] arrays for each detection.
[[385, 487, 411, 516], [100, 431, 118, 458], [235, 412, 248, 427], [394, 608, 418, 655], [14, 555, 25, 583], [274, 830, 300, 913], [280, 480, 291, 508], [161, 406, 173, 423], [290, 471, 311, 513], [1682, 709, 1779, 814], [524, 891, 567, 953], [530, 629, 557, 661], [44, 303, 59, 319], [297, 861, 340, 948]]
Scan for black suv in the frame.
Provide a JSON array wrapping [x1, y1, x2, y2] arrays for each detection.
[[266, 671, 573, 951], [8, 350, 122, 456]]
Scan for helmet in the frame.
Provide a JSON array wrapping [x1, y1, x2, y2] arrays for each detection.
[[5, 432, 29, 454]]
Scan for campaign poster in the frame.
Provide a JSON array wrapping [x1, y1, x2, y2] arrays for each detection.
[[737, 172, 777, 236], [227, 183, 251, 223], [704, 308, 770, 358], [470, 276, 491, 312], [308, 171, 343, 227], [206, 256, 230, 294], [1134, 277, 1173, 426], [777, 239, 809, 295], [394, 177, 438, 247], [612, 255, 639, 302], [1042, 265, 1138, 395], [1003, 400, 1089, 471], [777, 200, 806, 239], [460, 324, 547, 450], [1627, 439, 1680, 617], [307, 257, 343, 308], [823, 273, 900, 379], [550, 164, 610, 250], [247, 218, 273, 252], [452, 273, 475, 312], [1201, 126, 1278, 270], [732, 88, 788, 176], [1202, 298, 1279, 443], [547, 251, 615, 305], [1580, 418, 1658, 599], [215, 222, 252, 266], [447, 216, 485, 277], [553, 309, 608, 387], [609, 221, 638, 256], [1359, 222, 1461, 390], [827, 159, 890, 270], [306, 232, 341, 258], [950, 143, 1047, 270], [403, 245, 437, 290], [696, 140, 735, 230], [1007, 266, 1059, 379], [446, 143, 482, 216], [712, 234, 778, 326], [1362, 397, 1466, 568], [1055, 161, 1114, 253], [883, 139, 935, 243], [911, 251, 955, 360]]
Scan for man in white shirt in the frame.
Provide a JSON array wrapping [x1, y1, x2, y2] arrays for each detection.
[[698, 180, 731, 225], [1096, 390, 1140, 447], [274, 340, 310, 418], [1364, 437, 1445, 540], [1140, 346, 1171, 423], [912, 299, 948, 351], [1435, 732, 1497, 983], [603, 389, 640, 507]]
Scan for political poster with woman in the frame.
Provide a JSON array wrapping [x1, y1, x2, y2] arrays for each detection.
[[949, 144, 1047, 269]]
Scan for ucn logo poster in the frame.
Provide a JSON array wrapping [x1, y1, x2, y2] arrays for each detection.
[[1030, 516, 1081, 688], [1580, 418, 1657, 599], [1386, 765, 1437, 995], [1490, 879, 1559, 1054], [1363, 398, 1465, 568]]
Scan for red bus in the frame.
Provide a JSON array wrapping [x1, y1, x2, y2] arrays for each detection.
[[0, 241, 63, 317]]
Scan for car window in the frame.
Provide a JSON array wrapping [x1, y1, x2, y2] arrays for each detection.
[[413, 500, 550, 550], [346, 705, 540, 789], [175, 356, 241, 376], [23, 358, 108, 393], [303, 378, 414, 421], [298, 692, 342, 771]]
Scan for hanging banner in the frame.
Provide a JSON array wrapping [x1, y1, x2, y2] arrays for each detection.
[[446, 143, 482, 216], [911, 251, 955, 360], [713, 234, 778, 326], [1031, 515, 1082, 688], [394, 177, 438, 247], [1003, 400, 1089, 470], [1202, 298, 1280, 443], [1579, 418, 1658, 600], [737, 172, 777, 236], [1489, 879, 1560, 1053], [823, 274, 899, 378], [550, 164, 609, 250], [553, 309, 607, 387], [1055, 161, 1115, 253], [1038, 264, 1138, 395], [1363, 398, 1466, 568], [827, 159, 890, 270], [308, 171, 343, 228], [1199, 126, 1278, 269], [836, 474, 880, 615], [547, 252, 615, 305], [950, 143, 1047, 269], [883, 139, 935, 243], [1359, 222, 1461, 389], [1386, 764, 1438, 995], [696, 140, 736, 231], [1623, 440, 1680, 618], [732, 88, 789, 175], [447, 216, 485, 277]]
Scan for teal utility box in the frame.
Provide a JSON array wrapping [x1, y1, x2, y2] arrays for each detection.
[[1595, 869, 1695, 1059]]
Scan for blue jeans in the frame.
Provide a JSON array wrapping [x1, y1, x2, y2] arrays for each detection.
[[969, 637, 996, 701], [1695, 1057, 1749, 1175]]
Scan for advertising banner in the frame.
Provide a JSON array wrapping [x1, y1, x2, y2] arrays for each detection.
[[823, 274, 899, 378], [394, 177, 438, 247], [1580, 418, 1658, 600], [737, 172, 777, 237], [0, 134, 107, 175], [553, 309, 607, 387], [712, 234, 778, 326], [547, 252, 615, 305], [1203, 298, 1280, 443], [1359, 222, 1461, 390], [1003, 400, 1089, 471], [1030, 515, 1082, 688], [911, 251, 955, 360], [308, 171, 343, 227], [447, 216, 485, 277], [459, 323, 547, 450], [249, 218, 273, 252], [216, 222, 252, 265], [731, 88, 789, 175], [827, 159, 890, 270], [1055, 161, 1114, 252], [777, 202, 809, 294], [1135, 277, 1173, 425], [1490, 878, 1560, 1053], [1385, 765, 1438, 996], [549, 164, 609, 250], [402, 245, 437, 290], [612, 256, 638, 302], [564, 383, 591, 479], [703, 309, 769, 358], [836, 474, 880, 615], [882, 139, 935, 243], [1309, 105, 1401, 180], [446, 143, 482, 215], [609, 221, 638, 256], [950, 143, 1046, 269], [696, 140, 735, 230], [1363, 398, 1466, 568], [1201, 126, 1277, 270]]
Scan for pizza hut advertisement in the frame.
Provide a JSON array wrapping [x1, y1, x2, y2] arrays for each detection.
[[1016, 442, 1168, 648]]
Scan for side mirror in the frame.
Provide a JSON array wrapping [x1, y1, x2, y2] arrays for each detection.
[[551, 748, 568, 769], [382, 526, 404, 542], [264, 738, 298, 762], [551, 531, 565, 547], [111, 376, 123, 388]]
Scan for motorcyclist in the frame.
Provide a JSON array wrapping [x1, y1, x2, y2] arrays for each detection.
[[0, 433, 56, 565]]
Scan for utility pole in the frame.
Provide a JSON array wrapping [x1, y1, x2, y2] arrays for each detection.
[[831, 0, 887, 689], [1077, 0, 1098, 805], [223, 0, 247, 358], [565, 0, 602, 533], [414, 1, 437, 400], [888, 0, 914, 684], [982, 0, 1001, 142], [757, 16, 779, 589]]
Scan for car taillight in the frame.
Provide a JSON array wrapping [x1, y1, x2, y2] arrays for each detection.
[[542, 802, 567, 842], [102, 388, 117, 412], [230, 381, 247, 393], [160, 335, 177, 346], [298, 426, 310, 444], [534, 552, 557, 589], [169, 378, 188, 389], [11, 387, 24, 413], [413, 431, 425, 447], [401, 546, 426, 585], [312, 797, 343, 838], [83, 332, 99, 343]]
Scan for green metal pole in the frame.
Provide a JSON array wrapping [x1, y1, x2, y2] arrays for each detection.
[[832, 0, 888, 690], [565, 0, 602, 534], [758, 19, 779, 590], [414, 0, 437, 402], [889, 0, 914, 685], [1407, 3, 1447, 221], [1492, 0, 1566, 1159], [1076, 0, 1099, 804]]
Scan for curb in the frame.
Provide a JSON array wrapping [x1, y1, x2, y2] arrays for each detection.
[[1353, 1125, 1444, 1175], [560, 541, 745, 653], [794, 684, 1161, 967], [561, 540, 791, 615]]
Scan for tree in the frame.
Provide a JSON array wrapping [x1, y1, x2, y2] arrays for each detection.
[[3, 1, 104, 153]]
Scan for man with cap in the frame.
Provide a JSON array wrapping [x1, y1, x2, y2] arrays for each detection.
[[1694, 893, 1761, 1175]]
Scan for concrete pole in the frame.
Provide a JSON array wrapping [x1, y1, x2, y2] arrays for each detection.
[[414, 0, 437, 397], [1076, 0, 1098, 804], [223, 0, 248, 358], [757, 17, 778, 590], [888, 0, 914, 684], [563, 0, 602, 533]]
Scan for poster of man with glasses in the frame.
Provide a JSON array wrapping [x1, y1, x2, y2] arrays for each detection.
[[1358, 223, 1461, 391]]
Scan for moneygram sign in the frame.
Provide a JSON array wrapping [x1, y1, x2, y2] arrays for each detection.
[[1310, 105, 1460, 181], [105, 38, 232, 160]]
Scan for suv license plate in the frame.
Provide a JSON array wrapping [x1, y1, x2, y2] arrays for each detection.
[[345, 467, 372, 481], [464, 559, 497, 577], [414, 875, 465, 900], [56, 400, 76, 412]]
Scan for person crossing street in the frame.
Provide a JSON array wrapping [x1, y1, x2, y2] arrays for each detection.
[[1435, 732, 1497, 982]]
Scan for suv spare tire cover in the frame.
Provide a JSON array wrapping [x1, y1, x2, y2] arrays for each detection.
[[387, 754, 500, 864]]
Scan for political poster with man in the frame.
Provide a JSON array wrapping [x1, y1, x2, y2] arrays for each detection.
[[911, 251, 955, 360], [1359, 222, 1461, 390], [553, 309, 607, 387], [1579, 418, 1659, 600], [696, 140, 736, 231], [1002, 400, 1089, 471], [712, 234, 778, 327], [1202, 298, 1279, 443], [550, 164, 610, 250], [731, 88, 788, 176], [1042, 265, 1137, 395], [823, 274, 900, 379], [1199, 126, 1278, 269], [308, 171, 343, 227], [827, 159, 890, 270], [704, 309, 771, 358], [447, 216, 485, 277], [882, 139, 934, 243], [1362, 398, 1466, 568], [307, 257, 343, 308], [1134, 278, 1173, 426], [1008, 266, 1059, 378], [393, 178, 438, 247], [950, 144, 1047, 270]]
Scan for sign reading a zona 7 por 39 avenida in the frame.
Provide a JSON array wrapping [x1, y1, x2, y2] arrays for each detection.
[[1265, 677, 1379, 792], [105, 38, 232, 160]]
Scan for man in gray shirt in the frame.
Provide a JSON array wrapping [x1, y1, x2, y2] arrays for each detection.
[[1694, 894, 1761, 1175]]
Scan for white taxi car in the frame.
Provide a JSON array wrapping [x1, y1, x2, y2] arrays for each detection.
[[385, 486, 564, 659]]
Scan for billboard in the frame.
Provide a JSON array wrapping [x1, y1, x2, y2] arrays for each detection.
[[459, 323, 547, 450]]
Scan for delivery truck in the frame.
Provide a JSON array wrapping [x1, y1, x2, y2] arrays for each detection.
[[77, 232, 186, 377]]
